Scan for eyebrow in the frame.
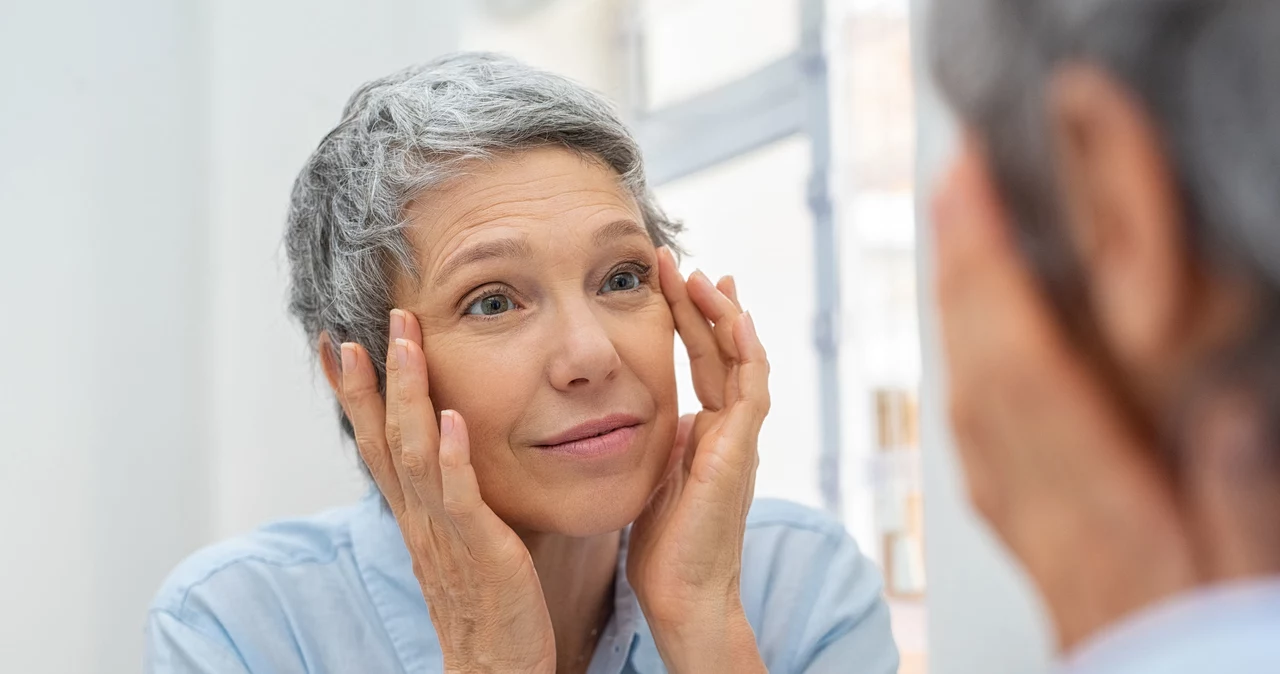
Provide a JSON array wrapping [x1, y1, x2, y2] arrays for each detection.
[[431, 220, 650, 288], [593, 219, 651, 248], [432, 236, 534, 287]]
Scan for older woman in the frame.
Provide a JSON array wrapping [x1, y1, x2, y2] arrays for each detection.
[[931, 0, 1280, 671], [145, 53, 897, 674]]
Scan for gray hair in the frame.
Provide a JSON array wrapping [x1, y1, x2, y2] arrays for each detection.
[[930, 0, 1280, 461], [284, 52, 680, 440]]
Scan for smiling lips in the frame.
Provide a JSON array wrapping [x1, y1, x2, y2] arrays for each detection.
[[534, 414, 643, 458]]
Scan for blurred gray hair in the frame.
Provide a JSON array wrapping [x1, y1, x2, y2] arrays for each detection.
[[931, 0, 1280, 460], [285, 52, 680, 440]]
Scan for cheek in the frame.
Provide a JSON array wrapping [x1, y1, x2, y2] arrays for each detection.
[[422, 334, 535, 456], [614, 304, 677, 404]]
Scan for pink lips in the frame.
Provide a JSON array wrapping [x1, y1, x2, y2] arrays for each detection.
[[534, 414, 643, 458]]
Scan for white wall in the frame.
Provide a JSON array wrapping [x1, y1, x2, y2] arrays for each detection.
[[908, 0, 1056, 671], [459, 0, 626, 100], [1, 2, 210, 672], [204, 0, 463, 541], [0, 2, 461, 672]]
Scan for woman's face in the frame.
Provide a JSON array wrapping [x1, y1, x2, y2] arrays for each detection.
[[398, 147, 678, 537]]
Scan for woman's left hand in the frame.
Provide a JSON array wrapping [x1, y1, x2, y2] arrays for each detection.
[[626, 247, 771, 674]]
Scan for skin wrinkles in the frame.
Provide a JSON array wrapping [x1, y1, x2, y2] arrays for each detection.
[[393, 147, 678, 538]]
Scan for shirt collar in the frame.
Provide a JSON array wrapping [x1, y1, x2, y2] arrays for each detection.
[[349, 489, 652, 674], [1063, 576, 1280, 670], [588, 526, 657, 674]]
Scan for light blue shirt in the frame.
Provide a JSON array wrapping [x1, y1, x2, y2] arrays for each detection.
[[145, 493, 899, 673], [1059, 579, 1280, 674]]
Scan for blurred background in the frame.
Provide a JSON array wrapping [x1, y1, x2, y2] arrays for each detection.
[[0, 1, 1053, 672]]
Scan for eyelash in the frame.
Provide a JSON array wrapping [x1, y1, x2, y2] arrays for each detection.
[[601, 260, 654, 294], [457, 259, 654, 320], [459, 283, 520, 321]]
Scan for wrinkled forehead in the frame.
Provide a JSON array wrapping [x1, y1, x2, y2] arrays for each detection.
[[393, 148, 644, 289]]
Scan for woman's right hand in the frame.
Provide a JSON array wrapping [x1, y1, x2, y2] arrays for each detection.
[[338, 308, 556, 674]]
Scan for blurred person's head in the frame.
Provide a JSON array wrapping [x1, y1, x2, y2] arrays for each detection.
[[932, 0, 1280, 574], [283, 53, 681, 537]]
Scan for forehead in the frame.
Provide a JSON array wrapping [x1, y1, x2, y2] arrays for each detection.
[[403, 146, 641, 264]]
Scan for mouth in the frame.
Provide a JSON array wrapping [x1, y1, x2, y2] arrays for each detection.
[[533, 414, 644, 458]]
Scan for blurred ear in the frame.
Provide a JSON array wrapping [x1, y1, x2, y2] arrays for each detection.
[[1047, 64, 1191, 393], [318, 331, 342, 398]]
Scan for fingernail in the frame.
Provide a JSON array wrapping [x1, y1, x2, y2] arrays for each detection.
[[395, 338, 408, 368], [743, 312, 758, 340], [389, 309, 405, 340], [691, 269, 708, 284], [440, 410, 455, 437], [340, 343, 356, 374]]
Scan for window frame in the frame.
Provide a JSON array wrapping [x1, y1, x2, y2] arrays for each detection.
[[623, 0, 844, 517]]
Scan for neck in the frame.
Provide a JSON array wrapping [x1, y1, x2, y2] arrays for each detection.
[[518, 528, 621, 674]]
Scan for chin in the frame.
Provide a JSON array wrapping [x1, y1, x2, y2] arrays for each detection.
[[496, 468, 664, 538], [543, 473, 661, 537]]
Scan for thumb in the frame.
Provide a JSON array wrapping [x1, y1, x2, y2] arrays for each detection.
[[438, 410, 510, 552]]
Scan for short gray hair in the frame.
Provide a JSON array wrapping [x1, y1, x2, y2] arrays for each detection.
[[285, 52, 680, 440], [931, 0, 1280, 459]]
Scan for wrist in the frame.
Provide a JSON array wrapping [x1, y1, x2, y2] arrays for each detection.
[[441, 647, 556, 674], [645, 598, 765, 674], [442, 659, 555, 674]]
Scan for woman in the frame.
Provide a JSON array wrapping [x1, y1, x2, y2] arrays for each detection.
[[929, 0, 1280, 670], [146, 53, 897, 674]]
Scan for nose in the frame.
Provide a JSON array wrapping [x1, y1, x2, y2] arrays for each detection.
[[546, 299, 622, 392]]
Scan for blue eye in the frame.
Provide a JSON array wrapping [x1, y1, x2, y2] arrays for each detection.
[[465, 293, 515, 316], [603, 271, 642, 293]]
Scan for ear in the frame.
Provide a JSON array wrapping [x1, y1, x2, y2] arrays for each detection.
[[1047, 64, 1191, 389], [318, 331, 343, 399]]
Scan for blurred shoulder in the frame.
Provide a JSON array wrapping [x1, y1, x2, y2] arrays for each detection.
[[745, 497, 849, 537], [740, 499, 898, 673], [150, 498, 369, 619], [144, 495, 409, 672], [741, 497, 875, 581]]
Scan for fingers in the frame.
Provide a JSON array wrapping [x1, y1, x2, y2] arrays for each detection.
[[932, 146, 1044, 512], [341, 341, 406, 517], [385, 309, 427, 512], [716, 275, 741, 311], [687, 270, 743, 362], [717, 276, 745, 401], [720, 313, 771, 456], [933, 144, 1068, 404], [731, 312, 770, 423], [383, 312, 509, 551], [933, 141, 1043, 328], [935, 145, 1023, 376], [437, 410, 509, 548], [688, 313, 770, 494], [658, 247, 728, 409], [933, 141, 1010, 297], [393, 333, 445, 515], [392, 308, 426, 348], [689, 271, 748, 408]]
